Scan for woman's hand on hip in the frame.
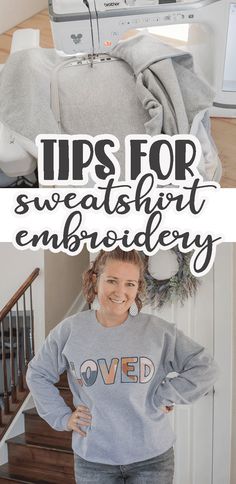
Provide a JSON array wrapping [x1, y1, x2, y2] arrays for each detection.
[[67, 405, 92, 437], [161, 405, 174, 414]]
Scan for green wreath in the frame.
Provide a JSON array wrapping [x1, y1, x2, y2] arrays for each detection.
[[143, 248, 200, 308]]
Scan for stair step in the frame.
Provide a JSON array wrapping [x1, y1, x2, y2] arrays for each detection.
[[0, 389, 29, 440], [7, 434, 75, 483], [0, 464, 35, 483], [24, 409, 72, 449], [0, 463, 75, 483]]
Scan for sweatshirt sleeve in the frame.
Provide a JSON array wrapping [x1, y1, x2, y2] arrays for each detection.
[[26, 321, 74, 431], [154, 327, 219, 407]]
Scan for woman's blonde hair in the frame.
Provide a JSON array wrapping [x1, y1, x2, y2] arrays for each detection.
[[83, 248, 146, 312]]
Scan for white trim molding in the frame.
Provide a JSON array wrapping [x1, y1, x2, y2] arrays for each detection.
[[212, 243, 233, 484]]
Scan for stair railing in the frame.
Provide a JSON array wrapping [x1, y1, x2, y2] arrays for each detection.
[[0, 268, 40, 428]]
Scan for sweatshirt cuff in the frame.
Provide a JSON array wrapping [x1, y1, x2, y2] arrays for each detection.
[[154, 382, 175, 407], [154, 393, 164, 408], [61, 412, 73, 431]]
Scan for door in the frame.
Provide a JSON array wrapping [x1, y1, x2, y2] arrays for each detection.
[[143, 244, 232, 484]]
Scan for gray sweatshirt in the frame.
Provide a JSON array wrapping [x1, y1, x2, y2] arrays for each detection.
[[0, 35, 220, 181], [26, 310, 218, 465]]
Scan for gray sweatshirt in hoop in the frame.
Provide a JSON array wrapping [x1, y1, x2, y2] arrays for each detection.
[[26, 310, 218, 465]]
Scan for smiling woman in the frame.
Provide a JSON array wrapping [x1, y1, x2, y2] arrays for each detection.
[[94, 262, 139, 325], [83, 249, 145, 326], [26, 248, 218, 484]]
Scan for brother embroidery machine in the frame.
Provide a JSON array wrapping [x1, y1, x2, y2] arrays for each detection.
[[0, 0, 235, 186], [49, 0, 236, 116]]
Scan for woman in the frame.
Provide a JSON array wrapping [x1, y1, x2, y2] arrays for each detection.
[[26, 248, 218, 484]]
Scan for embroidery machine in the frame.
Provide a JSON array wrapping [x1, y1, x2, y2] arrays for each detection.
[[49, 0, 236, 116], [0, 0, 235, 185]]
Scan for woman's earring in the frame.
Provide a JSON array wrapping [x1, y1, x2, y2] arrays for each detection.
[[92, 295, 100, 310], [129, 302, 138, 317]]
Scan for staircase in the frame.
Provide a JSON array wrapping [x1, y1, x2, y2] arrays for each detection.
[[0, 373, 76, 483], [0, 385, 28, 441], [0, 269, 40, 440]]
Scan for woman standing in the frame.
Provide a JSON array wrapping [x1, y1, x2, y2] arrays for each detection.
[[26, 248, 218, 483]]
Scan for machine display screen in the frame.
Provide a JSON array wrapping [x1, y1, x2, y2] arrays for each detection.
[[223, 4, 236, 92]]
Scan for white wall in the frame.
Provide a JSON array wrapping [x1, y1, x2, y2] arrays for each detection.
[[0, 0, 48, 34], [230, 244, 236, 484], [0, 243, 42, 307], [44, 248, 89, 335]]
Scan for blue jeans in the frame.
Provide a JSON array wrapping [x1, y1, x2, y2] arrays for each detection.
[[74, 447, 174, 483]]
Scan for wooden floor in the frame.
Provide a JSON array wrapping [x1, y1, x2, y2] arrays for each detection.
[[0, 9, 235, 188]]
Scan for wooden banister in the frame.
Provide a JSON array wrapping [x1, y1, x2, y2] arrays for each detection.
[[0, 268, 40, 439], [0, 268, 40, 322]]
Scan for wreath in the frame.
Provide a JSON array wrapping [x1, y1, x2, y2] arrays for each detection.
[[143, 248, 200, 308]]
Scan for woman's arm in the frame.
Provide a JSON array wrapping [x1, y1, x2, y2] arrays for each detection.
[[154, 327, 219, 407], [26, 321, 73, 431]]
